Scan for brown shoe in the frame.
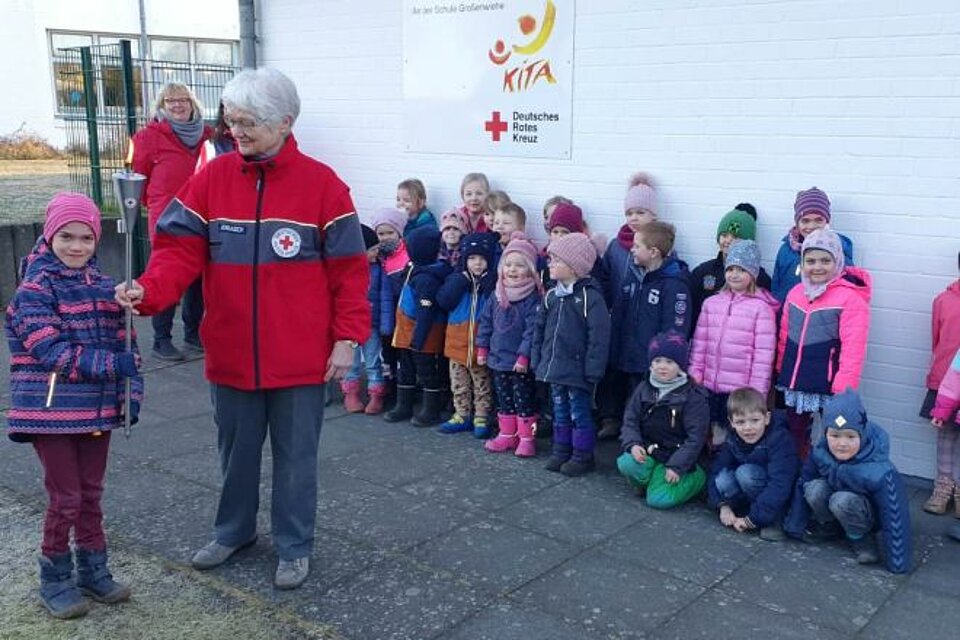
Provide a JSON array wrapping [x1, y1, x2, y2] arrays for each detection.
[[923, 475, 954, 515], [596, 418, 621, 441]]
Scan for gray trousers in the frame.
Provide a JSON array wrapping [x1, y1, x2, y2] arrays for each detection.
[[210, 383, 325, 560], [803, 478, 876, 539]]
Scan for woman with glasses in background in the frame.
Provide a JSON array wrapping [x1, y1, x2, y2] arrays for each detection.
[[130, 83, 212, 361]]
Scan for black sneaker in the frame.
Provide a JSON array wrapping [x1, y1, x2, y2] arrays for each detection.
[[802, 520, 844, 543], [183, 334, 204, 353], [850, 536, 880, 564], [153, 340, 185, 361]]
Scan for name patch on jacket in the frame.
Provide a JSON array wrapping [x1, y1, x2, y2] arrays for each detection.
[[272, 228, 302, 258], [218, 223, 246, 234]]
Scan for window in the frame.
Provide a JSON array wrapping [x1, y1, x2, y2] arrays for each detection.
[[196, 42, 233, 66], [150, 39, 190, 63]]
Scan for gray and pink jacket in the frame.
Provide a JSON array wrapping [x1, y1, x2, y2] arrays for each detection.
[[930, 348, 960, 425], [776, 267, 872, 395], [688, 288, 780, 395]]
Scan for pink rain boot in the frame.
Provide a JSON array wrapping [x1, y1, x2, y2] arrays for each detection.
[[364, 382, 388, 415], [485, 414, 518, 452], [340, 379, 365, 413], [515, 415, 537, 458]]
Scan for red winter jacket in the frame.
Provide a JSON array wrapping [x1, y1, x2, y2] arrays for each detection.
[[137, 135, 371, 390], [130, 119, 212, 241]]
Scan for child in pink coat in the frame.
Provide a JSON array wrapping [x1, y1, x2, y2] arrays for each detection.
[[775, 229, 872, 459], [689, 240, 779, 437], [921, 253, 960, 515], [930, 347, 960, 541]]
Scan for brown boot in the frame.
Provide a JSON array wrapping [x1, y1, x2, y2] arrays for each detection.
[[923, 475, 954, 515], [596, 417, 621, 441]]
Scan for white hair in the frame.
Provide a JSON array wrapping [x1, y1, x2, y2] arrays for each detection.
[[220, 67, 300, 127]]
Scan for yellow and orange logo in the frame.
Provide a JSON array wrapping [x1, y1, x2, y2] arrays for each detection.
[[488, 0, 558, 93]]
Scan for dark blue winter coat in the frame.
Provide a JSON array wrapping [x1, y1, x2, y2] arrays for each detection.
[[619, 379, 710, 475], [610, 256, 692, 374], [476, 292, 540, 372], [771, 232, 854, 303], [783, 421, 912, 574], [532, 277, 610, 391], [707, 424, 800, 528]]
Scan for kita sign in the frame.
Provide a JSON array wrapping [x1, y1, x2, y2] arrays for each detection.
[[403, 0, 574, 159]]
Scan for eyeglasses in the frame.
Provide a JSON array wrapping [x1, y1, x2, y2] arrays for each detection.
[[163, 97, 191, 105], [223, 117, 264, 132]]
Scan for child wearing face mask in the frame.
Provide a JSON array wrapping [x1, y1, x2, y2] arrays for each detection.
[[784, 389, 912, 573], [689, 240, 779, 439], [775, 229, 872, 459], [772, 187, 855, 303]]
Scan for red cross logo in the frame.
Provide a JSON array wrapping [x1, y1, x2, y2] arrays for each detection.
[[484, 111, 508, 141], [278, 235, 294, 251]]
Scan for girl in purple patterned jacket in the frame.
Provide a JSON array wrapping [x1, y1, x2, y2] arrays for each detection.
[[5, 193, 143, 619]]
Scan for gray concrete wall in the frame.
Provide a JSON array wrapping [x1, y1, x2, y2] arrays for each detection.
[[0, 219, 151, 307]]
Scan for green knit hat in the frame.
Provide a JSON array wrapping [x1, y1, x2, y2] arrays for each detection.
[[716, 209, 756, 241]]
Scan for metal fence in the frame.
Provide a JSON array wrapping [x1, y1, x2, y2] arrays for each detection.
[[54, 40, 238, 212]]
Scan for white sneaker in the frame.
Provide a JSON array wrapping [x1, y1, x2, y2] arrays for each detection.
[[274, 557, 310, 590]]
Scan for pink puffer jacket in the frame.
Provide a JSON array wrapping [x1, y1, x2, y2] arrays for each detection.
[[931, 348, 960, 424], [689, 288, 780, 394]]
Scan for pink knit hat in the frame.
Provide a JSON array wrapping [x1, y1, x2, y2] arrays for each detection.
[[44, 192, 102, 243], [548, 232, 597, 279], [370, 207, 407, 237], [501, 232, 539, 271], [794, 187, 831, 223], [439, 208, 469, 234], [623, 172, 657, 214]]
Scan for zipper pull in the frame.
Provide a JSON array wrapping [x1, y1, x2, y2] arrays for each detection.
[[671, 407, 677, 428]]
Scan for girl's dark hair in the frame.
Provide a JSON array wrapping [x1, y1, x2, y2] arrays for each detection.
[[734, 202, 757, 220]]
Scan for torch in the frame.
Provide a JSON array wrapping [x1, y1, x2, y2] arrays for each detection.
[[112, 162, 146, 437]]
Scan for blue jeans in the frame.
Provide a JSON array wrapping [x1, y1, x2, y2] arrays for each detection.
[[714, 464, 768, 504], [550, 384, 594, 430], [803, 478, 875, 539], [344, 332, 383, 384], [210, 383, 326, 560]]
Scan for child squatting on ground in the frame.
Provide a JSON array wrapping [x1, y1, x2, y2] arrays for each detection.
[[534, 232, 611, 476], [5, 193, 144, 619], [784, 388, 913, 574], [477, 233, 544, 455], [707, 388, 800, 541], [436, 232, 498, 437], [617, 331, 710, 508]]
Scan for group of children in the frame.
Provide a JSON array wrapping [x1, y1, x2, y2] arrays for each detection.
[[5, 176, 959, 619], [346, 172, 960, 573]]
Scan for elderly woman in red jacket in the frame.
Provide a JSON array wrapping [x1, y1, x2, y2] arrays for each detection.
[[117, 68, 370, 590], [130, 82, 212, 361]]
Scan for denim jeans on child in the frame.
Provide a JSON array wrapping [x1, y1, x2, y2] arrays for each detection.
[[713, 463, 768, 506], [344, 332, 383, 384], [550, 384, 594, 429], [803, 477, 876, 539]]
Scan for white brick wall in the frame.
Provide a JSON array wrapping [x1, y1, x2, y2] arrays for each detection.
[[259, 0, 960, 478]]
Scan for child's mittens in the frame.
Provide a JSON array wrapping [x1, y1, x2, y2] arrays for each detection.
[[513, 355, 529, 373], [115, 352, 139, 378], [476, 347, 489, 366]]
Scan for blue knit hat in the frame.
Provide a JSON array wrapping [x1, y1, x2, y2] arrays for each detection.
[[725, 239, 762, 281], [647, 330, 689, 371], [461, 232, 495, 267], [822, 388, 868, 434], [406, 226, 441, 266]]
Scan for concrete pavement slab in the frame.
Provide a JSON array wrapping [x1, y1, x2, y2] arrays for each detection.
[[442, 601, 607, 640], [512, 548, 707, 638]]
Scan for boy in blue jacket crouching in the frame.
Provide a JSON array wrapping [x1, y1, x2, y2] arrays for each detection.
[[784, 388, 912, 573]]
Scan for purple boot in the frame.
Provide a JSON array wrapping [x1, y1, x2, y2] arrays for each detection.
[[560, 428, 596, 477], [544, 424, 572, 472]]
